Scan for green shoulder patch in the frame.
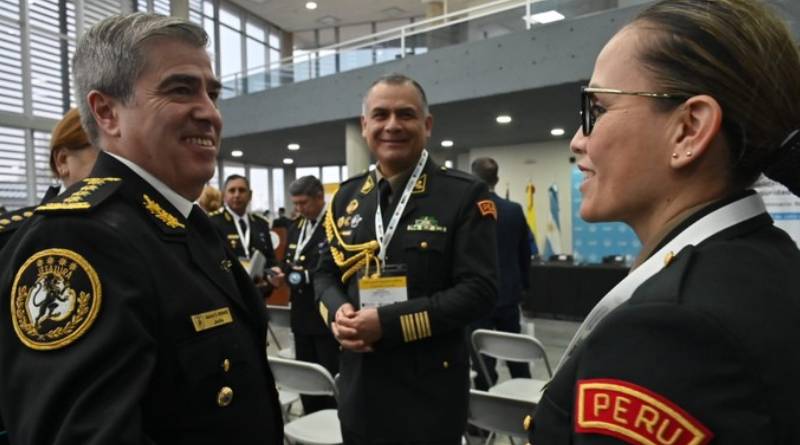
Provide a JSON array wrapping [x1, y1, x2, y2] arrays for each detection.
[[36, 177, 122, 214]]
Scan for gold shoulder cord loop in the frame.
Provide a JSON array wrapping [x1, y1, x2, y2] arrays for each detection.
[[324, 190, 380, 283]]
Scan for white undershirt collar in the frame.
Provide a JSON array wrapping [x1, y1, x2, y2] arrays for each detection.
[[106, 152, 193, 219]]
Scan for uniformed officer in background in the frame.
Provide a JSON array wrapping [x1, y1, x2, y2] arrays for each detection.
[[0, 13, 282, 444], [210, 174, 278, 296], [271, 175, 340, 413], [314, 73, 498, 445]]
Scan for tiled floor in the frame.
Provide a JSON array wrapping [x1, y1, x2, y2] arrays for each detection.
[[267, 316, 581, 444]]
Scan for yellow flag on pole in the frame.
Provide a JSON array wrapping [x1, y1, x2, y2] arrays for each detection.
[[525, 182, 539, 247]]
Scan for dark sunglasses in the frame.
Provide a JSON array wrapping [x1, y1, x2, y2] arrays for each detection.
[[580, 86, 689, 136]]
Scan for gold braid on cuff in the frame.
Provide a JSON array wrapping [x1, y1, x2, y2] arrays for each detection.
[[324, 192, 380, 283]]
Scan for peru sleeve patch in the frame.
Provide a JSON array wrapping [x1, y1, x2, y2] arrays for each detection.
[[575, 379, 713, 445], [476, 200, 497, 220]]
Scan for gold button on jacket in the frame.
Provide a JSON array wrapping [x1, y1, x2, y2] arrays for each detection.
[[217, 386, 234, 407]]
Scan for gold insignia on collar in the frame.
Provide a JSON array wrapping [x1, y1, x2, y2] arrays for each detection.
[[11, 248, 102, 351], [663, 251, 674, 267], [412, 174, 427, 194], [11, 215, 22, 222], [360, 175, 375, 195], [143, 194, 185, 229], [224, 211, 231, 222], [346, 199, 359, 215], [0, 219, 10, 225], [337, 216, 347, 229]]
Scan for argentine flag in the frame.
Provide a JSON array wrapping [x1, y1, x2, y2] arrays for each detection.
[[543, 183, 564, 257]]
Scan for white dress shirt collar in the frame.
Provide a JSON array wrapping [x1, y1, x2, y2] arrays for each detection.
[[106, 152, 194, 219]]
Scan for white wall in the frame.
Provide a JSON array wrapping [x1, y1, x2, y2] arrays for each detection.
[[459, 139, 575, 253]]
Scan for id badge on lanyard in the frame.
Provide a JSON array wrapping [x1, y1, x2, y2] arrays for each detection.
[[358, 264, 408, 309]]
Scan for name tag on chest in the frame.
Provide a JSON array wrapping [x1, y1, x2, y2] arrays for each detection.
[[358, 276, 408, 309], [191, 307, 233, 332]]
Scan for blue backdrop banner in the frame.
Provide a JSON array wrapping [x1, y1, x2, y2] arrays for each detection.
[[571, 166, 641, 264]]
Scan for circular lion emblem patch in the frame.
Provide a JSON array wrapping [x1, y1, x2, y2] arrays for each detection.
[[10, 248, 101, 351]]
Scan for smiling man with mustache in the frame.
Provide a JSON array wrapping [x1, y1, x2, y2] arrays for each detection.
[[314, 73, 498, 445]]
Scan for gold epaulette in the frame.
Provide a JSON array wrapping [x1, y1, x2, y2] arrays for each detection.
[[208, 208, 224, 216], [0, 207, 35, 233], [36, 177, 122, 214], [324, 191, 380, 283]]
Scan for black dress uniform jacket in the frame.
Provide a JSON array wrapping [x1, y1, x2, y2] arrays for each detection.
[[0, 152, 283, 445], [531, 192, 800, 444], [285, 216, 329, 335], [0, 185, 60, 444], [314, 159, 498, 443], [208, 206, 276, 266], [0, 186, 60, 250]]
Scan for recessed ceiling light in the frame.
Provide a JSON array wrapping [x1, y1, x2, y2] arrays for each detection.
[[305, 1, 318, 10], [550, 128, 565, 136], [444, 160, 454, 168], [231, 150, 243, 157], [523, 10, 565, 25], [496, 115, 512, 124], [441, 140, 454, 148], [287, 143, 300, 151], [283, 158, 294, 165]]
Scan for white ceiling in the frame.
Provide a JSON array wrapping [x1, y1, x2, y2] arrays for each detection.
[[228, 0, 478, 32]]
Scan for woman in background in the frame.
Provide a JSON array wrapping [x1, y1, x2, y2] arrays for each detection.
[[530, 0, 800, 443], [49, 107, 98, 194]]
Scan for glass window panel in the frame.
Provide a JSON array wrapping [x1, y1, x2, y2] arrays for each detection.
[[292, 49, 315, 82], [203, 16, 215, 61], [153, 0, 171, 15], [268, 32, 280, 50], [318, 28, 335, 46], [220, 25, 242, 97], [0, 9, 23, 114], [376, 18, 412, 32], [222, 163, 245, 182], [33, 130, 55, 198], [246, 37, 267, 93], [318, 49, 336, 76], [339, 23, 372, 43], [272, 168, 284, 210], [209, 162, 220, 189], [321, 166, 340, 184], [0, 126, 28, 210], [250, 167, 270, 212], [295, 166, 320, 179], [245, 20, 265, 41], [203, 0, 214, 17], [219, 6, 240, 29]]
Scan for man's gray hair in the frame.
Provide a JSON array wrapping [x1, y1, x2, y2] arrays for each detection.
[[361, 73, 430, 116], [73, 13, 208, 144]]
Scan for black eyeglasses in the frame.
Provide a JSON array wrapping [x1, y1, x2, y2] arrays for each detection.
[[581, 86, 689, 136]]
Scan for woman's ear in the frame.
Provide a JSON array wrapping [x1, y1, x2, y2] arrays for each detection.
[[53, 146, 69, 179], [669, 95, 723, 169]]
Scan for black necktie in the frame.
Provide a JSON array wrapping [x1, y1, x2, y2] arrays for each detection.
[[378, 179, 392, 226], [239, 217, 248, 238]]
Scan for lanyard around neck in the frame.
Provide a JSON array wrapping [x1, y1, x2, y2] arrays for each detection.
[[375, 149, 429, 263], [555, 192, 767, 373], [293, 211, 324, 262]]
